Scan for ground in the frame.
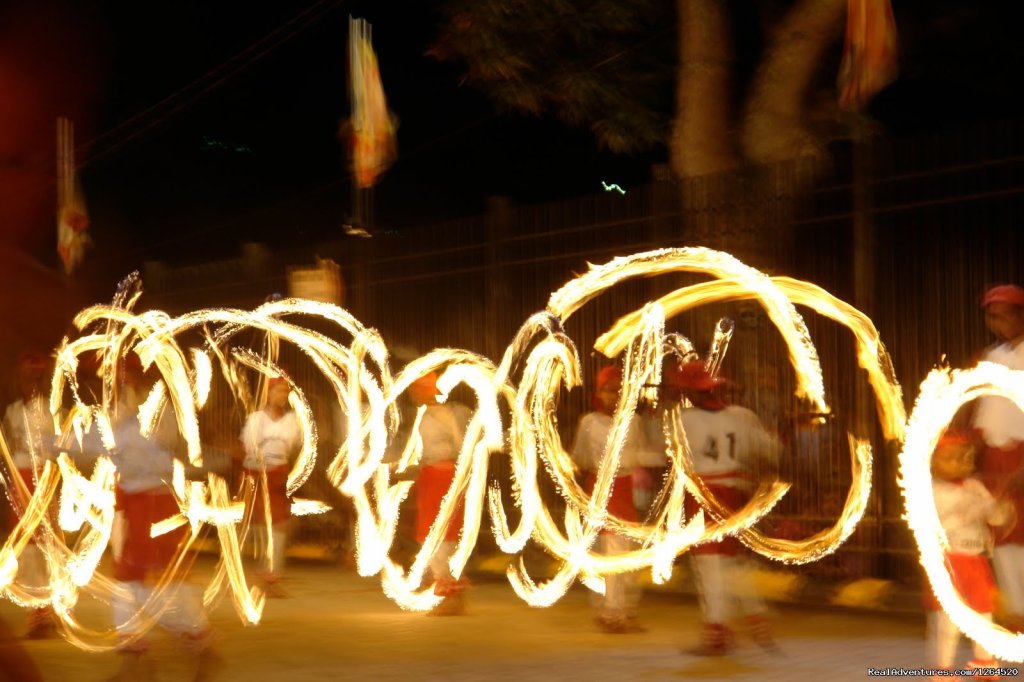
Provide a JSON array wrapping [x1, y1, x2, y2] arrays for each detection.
[[0, 558, 984, 681]]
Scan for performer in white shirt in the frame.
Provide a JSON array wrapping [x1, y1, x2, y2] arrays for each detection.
[[408, 372, 472, 615], [240, 376, 303, 597], [925, 432, 1011, 678], [2, 352, 57, 638], [973, 284, 1024, 633], [663, 360, 781, 656], [571, 365, 665, 633], [107, 353, 219, 681]]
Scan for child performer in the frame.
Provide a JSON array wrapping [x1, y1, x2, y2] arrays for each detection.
[[240, 376, 303, 597], [2, 352, 58, 638], [925, 432, 1012, 680], [108, 357, 218, 681], [409, 372, 472, 615], [663, 360, 781, 656], [571, 365, 664, 633], [974, 284, 1024, 631]]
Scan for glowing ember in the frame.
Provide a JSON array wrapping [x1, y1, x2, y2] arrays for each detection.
[[0, 247, 916, 649], [900, 363, 1024, 662]]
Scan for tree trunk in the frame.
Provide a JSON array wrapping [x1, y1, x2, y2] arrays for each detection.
[[670, 0, 846, 273], [740, 0, 846, 166], [670, 0, 738, 179]]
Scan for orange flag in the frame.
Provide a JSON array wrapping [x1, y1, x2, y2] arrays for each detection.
[[837, 0, 899, 110], [349, 17, 397, 189], [56, 117, 91, 274]]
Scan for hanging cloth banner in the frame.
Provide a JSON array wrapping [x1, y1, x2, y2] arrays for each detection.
[[349, 16, 397, 189], [837, 0, 899, 110], [287, 257, 345, 306], [56, 117, 91, 274]]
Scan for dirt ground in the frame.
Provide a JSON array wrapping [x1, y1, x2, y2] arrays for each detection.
[[1, 557, 949, 681]]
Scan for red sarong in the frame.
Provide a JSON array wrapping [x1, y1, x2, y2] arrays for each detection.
[[978, 442, 1024, 545], [583, 473, 638, 524], [923, 552, 997, 614], [686, 482, 748, 556], [247, 465, 290, 527], [114, 488, 185, 582], [416, 462, 464, 543], [4, 468, 39, 531]]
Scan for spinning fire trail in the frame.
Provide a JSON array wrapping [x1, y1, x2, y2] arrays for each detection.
[[0, 247, 1019, 660]]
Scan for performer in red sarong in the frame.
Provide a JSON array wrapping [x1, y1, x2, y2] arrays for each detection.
[[240, 376, 303, 597], [410, 372, 471, 615]]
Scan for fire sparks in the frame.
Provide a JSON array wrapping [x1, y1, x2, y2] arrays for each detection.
[[900, 363, 1024, 661], [0, 246, 954, 652]]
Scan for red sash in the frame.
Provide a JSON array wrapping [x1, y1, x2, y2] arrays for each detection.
[[114, 488, 185, 582], [247, 465, 290, 527], [979, 443, 1024, 545], [416, 462, 464, 543], [583, 473, 638, 524], [923, 552, 997, 613], [685, 482, 748, 556]]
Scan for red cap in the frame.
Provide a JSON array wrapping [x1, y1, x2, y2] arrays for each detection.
[[591, 365, 622, 412], [408, 372, 439, 405], [17, 351, 47, 373], [936, 431, 972, 448], [118, 352, 144, 385], [982, 284, 1024, 308], [594, 365, 622, 392], [122, 351, 143, 373], [267, 375, 289, 390], [663, 360, 724, 393]]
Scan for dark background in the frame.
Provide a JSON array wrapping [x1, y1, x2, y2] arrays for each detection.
[[3, 0, 1023, 290]]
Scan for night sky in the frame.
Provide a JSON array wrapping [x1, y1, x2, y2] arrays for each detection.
[[7, 0, 1024, 288], [78, 0, 661, 280]]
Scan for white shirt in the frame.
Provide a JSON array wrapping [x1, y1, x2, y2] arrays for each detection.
[[675, 405, 780, 488], [571, 411, 665, 472], [240, 409, 303, 470], [974, 342, 1024, 447], [934, 477, 1008, 555], [418, 403, 471, 465], [110, 417, 175, 494], [2, 397, 56, 470]]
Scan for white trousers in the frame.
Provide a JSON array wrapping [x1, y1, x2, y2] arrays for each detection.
[[927, 610, 994, 668], [113, 580, 208, 643], [692, 553, 766, 624], [252, 526, 288, 578], [593, 533, 639, 617], [993, 543, 1024, 616], [17, 543, 48, 591], [429, 540, 456, 582]]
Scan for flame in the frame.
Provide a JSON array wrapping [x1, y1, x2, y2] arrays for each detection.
[[1, 247, 923, 650], [900, 363, 1024, 661]]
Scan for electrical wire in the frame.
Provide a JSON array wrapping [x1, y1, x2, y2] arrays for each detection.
[[81, 0, 347, 168]]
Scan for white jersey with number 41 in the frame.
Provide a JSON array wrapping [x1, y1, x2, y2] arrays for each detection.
[[677, 405, 780, 488]]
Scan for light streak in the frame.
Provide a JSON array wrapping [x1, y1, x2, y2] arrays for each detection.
[[591, 272, 905, 563], [600, 181, 625, 195], [900, 363, 1024, 662], [0, 247, 929, 650], [705, 317, 734, 379], [290, 498, 332, 516], [551, 249, 828, 412]]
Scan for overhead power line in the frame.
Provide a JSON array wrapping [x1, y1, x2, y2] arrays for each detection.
[[82, 0, 347, 168]]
